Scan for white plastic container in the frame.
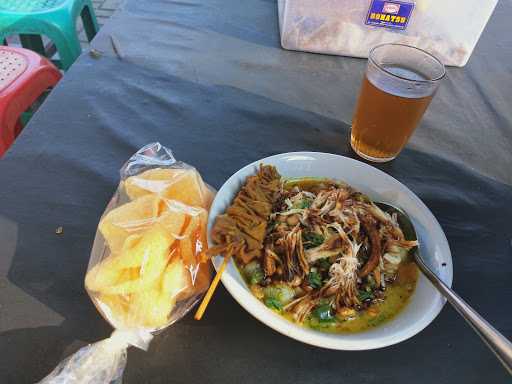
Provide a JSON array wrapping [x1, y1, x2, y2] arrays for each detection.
[[277, 0, 498, 67]]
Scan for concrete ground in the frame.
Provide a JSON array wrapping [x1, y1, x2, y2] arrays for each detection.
[[79, 0, 122, 48], [5, 0, 121, 51]]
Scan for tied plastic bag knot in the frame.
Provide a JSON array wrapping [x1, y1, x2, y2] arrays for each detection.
[[107, 329, 153, 352]]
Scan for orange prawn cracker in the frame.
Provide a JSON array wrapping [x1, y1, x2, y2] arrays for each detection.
[[179, 208, 208, 266], [178, 261, 211, 301]]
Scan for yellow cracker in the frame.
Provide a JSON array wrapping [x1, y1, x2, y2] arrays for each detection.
[[99, 194, 166, 253], [124, 167, 212, 209]]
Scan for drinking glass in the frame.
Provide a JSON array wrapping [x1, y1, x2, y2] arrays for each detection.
[[351, 43, 445, 162]]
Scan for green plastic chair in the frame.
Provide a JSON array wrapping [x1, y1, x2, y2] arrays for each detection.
[[0, 0, 99, 70]]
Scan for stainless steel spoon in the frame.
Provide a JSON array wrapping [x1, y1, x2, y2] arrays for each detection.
[[377, 202, 512, 375]]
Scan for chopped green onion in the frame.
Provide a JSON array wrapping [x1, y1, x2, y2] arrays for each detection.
[[312, 304, 335, 322], [250, 270, 264, 285], [317, 258, 332, 270], [307, 271, 322, 289], [357, 290, 374, 302], [292, 199, 312, 210], [303, 232, 324, 249], [366, 274, 376, 288], [264, 297, 283, 311]]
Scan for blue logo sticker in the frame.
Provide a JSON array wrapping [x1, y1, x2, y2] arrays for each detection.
[[365, 0, 414, 30]]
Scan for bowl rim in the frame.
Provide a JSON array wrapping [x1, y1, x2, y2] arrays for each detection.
[[209, 151, 453, 350]]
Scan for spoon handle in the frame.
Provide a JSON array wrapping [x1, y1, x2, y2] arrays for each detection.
[[415, 253, 512, 375]]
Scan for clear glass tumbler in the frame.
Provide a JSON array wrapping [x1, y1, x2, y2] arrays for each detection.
[[350, 43, 445, 162]]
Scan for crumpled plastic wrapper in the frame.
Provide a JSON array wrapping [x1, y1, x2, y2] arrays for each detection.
[[278, 0, 497, 67], [38, 143, 214, 383]]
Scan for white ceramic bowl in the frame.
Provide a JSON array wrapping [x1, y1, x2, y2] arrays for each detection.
[[209, 152, 452, 350]]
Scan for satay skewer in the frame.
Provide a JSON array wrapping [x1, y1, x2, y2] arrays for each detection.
[[194, 244, 239, 320]]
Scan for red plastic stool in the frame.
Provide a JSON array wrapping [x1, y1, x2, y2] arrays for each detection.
[[0, 46, 62, 156]]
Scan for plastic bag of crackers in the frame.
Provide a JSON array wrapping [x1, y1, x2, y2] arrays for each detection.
[[39, 143, 214, 383]]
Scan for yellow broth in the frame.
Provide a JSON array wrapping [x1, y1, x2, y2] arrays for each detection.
[[238, 260, 419, 333], [300, 262, 418, 333]]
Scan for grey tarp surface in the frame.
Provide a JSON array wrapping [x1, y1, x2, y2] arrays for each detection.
[[0, 0, 511, 383]]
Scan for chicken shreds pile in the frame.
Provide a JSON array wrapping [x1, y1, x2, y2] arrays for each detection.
[[210, 166, 418, 323]]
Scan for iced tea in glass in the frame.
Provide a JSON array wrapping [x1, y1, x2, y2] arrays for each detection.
[[351, 44, 445, 162]]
